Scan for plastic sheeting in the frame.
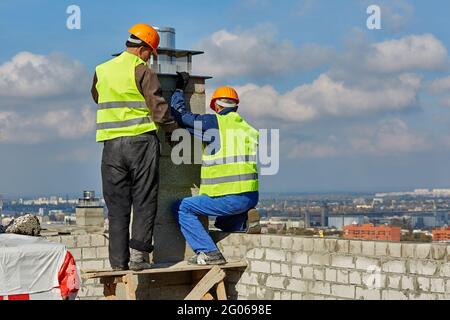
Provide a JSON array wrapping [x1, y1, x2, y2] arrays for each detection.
[[0, 234, 67, 296]]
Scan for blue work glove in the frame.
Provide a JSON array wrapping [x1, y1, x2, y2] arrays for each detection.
[[171, 89, 186, 113]]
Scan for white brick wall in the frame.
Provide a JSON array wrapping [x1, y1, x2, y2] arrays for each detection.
[[265, 248, 286, 262], [356, 287, 381, 300], [46, 233, 449, 301], [355, 256, 380, 270], [331, 284, 355, 299], [77, 235, 91, 247], [231, 235, 449, 300], [266, 276, 286, 289], [382, 260, 406, 274], [331, 255, 355, 269], [382, 290, 408, 300], [410, 260, 438, 276]]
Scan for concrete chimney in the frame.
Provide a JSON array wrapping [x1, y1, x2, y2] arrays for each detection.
[[152, 27, 210, 264], [76, 191, 104, 228]]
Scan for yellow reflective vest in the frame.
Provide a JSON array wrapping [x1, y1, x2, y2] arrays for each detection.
[[200, 112, 259, 197], [95, 52, 157, 142]]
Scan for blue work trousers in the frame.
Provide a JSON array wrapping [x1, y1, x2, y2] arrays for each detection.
[[173, 192, 259, 253]]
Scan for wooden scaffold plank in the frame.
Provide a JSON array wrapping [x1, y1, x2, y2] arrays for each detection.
[[185, 266, 226, 301]]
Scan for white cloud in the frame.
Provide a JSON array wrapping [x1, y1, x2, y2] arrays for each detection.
[[378, 0, 415, 32], [194, 26, 333, 79], [198, 30, 448, 163], [427, 76, 450, 108], [439, 97, 450, 108], [200, 31, 446, 127], [288, 141, 340, 159], [0, 51, 96, 144], [350, 119, 429, 155], [429, 76, 450, 94], [287, 119, 429, 159], [366, 34, 448, 73], [236, 73, 421, 124], [0, 51, 90, 98], [0, 106, 95, 144]]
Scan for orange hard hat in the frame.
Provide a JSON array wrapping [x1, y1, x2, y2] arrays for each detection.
[[210, 86, 240, 110], [128, 23, 160, 56]]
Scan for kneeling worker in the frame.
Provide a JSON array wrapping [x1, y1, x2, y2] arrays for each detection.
[[171, 77, 261, 265]]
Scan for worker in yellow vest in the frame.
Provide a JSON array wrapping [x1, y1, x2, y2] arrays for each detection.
[[91, 24, 179, 271], [171, 83, 261, 265]]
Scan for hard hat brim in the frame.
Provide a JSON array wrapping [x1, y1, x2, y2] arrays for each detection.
[[210, 98, 239, 108]]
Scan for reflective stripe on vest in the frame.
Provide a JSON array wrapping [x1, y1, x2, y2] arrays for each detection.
[[95, 52, 157, 142], [199, 112, 259, 197], [201, 173, 258, 185], [97, 117, 152, 130], [98, 101, 147, 110]]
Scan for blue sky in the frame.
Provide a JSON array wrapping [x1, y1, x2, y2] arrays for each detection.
[[1, 0, 450, 197]]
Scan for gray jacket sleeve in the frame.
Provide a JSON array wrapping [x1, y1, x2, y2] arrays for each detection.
[[135, 65, 178, 132]]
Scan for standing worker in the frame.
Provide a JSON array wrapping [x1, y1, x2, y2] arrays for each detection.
[[171, 81, 261, 265], [91, 23, 177, 271]]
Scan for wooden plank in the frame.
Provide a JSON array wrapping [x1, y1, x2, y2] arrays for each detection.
[[216, 280, 227, 301], [123, 274, 137, 300], [82, 260, 247, 280], [202, 293, 214, 301], [185, 266, 225, 301]]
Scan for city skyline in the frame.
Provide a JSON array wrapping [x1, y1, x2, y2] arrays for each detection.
[[5, 186, 450, 200]]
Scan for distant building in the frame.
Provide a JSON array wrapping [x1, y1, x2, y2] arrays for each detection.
[[432, 227, 450, 242], [343, 224, 401, 241], [321, 203, 329, 227], [329, 215, 366, 230], [304, 210, 310, 228], [64, 215, 76, 225], [410, 215, 437, 228]]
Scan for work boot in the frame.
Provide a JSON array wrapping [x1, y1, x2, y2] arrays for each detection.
[[112, 266, 129, 272], [247, 209, 261, 234], [129, 248, 153, 271], [188, 251, 227, 266]]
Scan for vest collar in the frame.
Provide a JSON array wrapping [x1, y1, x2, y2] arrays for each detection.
[[219, 107, 238, 116], [120, 51, 148, 66]]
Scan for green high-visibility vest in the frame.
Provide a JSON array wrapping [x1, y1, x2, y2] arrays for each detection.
[[95, 51, 157, 142], [200, 112, 259, 197]]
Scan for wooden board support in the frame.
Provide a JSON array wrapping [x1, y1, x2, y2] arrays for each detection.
[[216, 281, 227, 300], [185, 266, 225, 300], [81, 260, 247, 279], [123, 274, 138, 300], [81, 260, 247, 300], [202, 293, 214, 301]]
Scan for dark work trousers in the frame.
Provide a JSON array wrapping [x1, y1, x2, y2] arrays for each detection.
[[101, 132, 160, 268]]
